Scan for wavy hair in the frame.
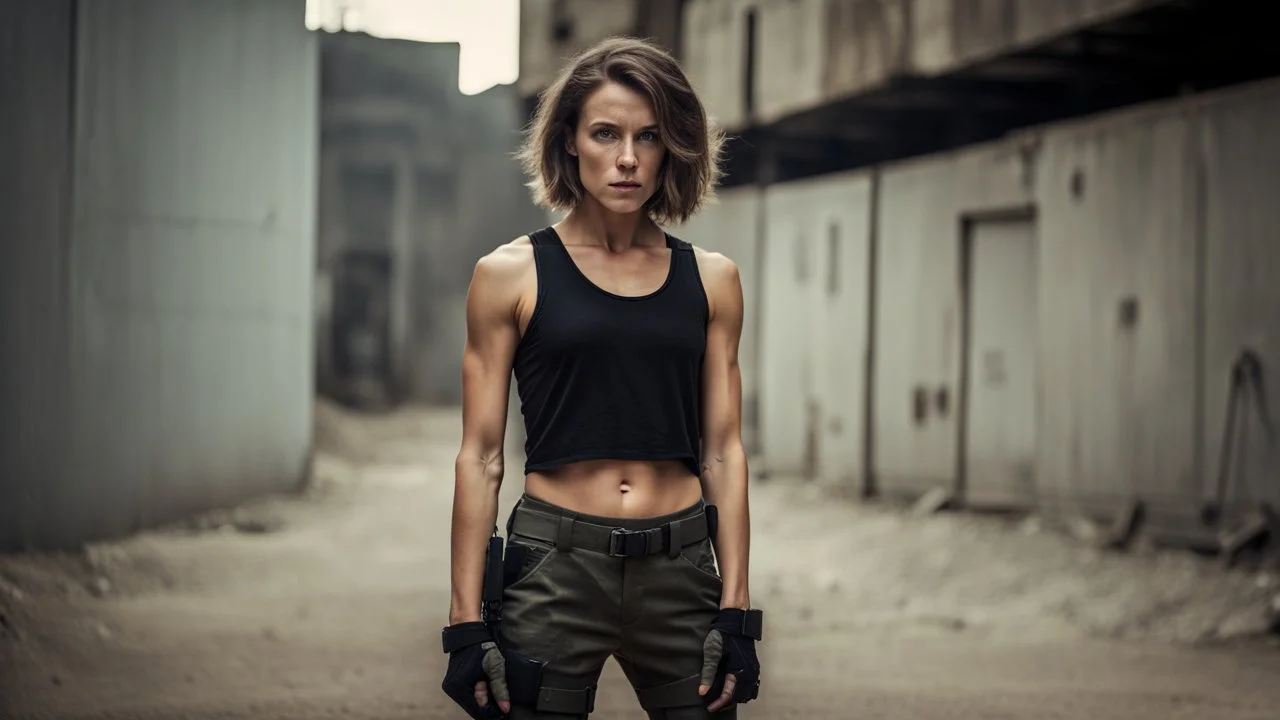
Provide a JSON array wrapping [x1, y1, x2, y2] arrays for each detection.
[[516, 36, 724, 226]]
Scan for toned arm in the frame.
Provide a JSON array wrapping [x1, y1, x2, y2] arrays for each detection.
[[695, 249, 751, 611], [449, 242, 529, 625]]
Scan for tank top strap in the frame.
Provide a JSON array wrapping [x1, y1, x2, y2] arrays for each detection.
[[526, 226, 577, 294], [527, 227, 559, 248], [664, 233, 698, 275], [664, 233, 693, 252], [663, 233, 707, 313]]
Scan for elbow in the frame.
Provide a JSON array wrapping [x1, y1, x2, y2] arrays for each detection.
[[700, 436, 748, 487], [702, 432, 747, 465], [455, 441, 506, 491]]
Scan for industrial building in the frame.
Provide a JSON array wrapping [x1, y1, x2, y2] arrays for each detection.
[[316, 32, 544, 409], [518, 0, 1280, 550], [1, 0, 319, 551], [0, 0, 541, 551]]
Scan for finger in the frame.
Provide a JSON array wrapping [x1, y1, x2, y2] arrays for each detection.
[[474, 680, 489, 709], [707, 673, 737, 712], [698, 630, 724, 694], [482, 644, 510, 713]]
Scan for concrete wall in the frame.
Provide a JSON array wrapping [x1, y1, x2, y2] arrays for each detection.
[[517, 0, 640, 96], [741, 74, 1280, 536], [435, 84, 551, 404], [1033, 77, 1280, 530], [1, 0, 318, 551], [914, 0, 1164, 73], [1198, 81, 1280, 521], [0, 0, 76, 550], [1035, 97, 1198, 521], [317, 34, 462, 407], [681, 0, 755, 131], [683, 0, 1166, 129], [675, 187, 763, 452], [757, 172, 874, 484], [873, 142, 1032, 497], [319, 32, 547, 407], [1033, 76, 1280, 528], [518, 0, 688, 100]]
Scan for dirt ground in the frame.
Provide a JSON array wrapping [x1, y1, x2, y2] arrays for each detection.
[[2, 401, 1279, 720]]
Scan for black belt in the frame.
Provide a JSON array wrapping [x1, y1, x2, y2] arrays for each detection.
[[510, 506, 711, 559]]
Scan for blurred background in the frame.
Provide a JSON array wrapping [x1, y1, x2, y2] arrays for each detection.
[[2, 1, 1280, 718]]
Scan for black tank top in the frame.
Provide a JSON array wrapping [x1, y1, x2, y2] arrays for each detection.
[[513, 226, 708, 477]]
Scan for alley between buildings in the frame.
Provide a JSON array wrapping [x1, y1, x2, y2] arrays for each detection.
[[2, 402, 1278, 720]]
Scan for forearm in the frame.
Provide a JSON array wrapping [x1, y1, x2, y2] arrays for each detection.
[[701, 442, 751, 610], [448, 449, 504, 625]]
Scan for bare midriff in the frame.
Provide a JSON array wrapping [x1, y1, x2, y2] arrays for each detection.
[[524, 458, 703, 519]]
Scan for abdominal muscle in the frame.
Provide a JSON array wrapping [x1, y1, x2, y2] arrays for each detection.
[[524, 458, 703, 519]]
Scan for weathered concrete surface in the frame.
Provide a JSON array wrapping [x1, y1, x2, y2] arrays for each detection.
[[683, 0, 1168, 128], [2, 403, 1279, 719], [517, 0, 685, 98], [0, 0, 317, 553]]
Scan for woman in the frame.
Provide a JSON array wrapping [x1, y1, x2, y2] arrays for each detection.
[[441, 36, 762, 719]]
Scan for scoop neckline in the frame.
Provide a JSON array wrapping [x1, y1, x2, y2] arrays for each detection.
[[546, 227, 677, 302]]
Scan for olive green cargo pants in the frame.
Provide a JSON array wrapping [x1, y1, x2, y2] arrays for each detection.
[[497, 494, 733, 719]]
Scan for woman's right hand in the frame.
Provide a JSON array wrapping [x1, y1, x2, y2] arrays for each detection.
[[441, 622, 510, 718]]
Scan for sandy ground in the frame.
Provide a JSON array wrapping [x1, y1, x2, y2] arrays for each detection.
[[2, 401, 1279, 720]]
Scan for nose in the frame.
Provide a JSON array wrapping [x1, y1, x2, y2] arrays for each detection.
[[617, 141, 637, 170]]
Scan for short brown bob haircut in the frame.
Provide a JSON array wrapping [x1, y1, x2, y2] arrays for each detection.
[[517, 36, 725, 226]]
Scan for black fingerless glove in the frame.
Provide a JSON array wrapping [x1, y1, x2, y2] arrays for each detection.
[[704, 608, 763, 705], [441, 622, 508, 720]]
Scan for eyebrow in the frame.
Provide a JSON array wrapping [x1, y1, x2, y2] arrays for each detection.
[[588, 120, 659, 132]]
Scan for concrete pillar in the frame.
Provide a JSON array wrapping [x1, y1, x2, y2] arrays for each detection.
[[315, 148, 345, 395], [2, 0, 318, 551], [389, 152, 417, 401]]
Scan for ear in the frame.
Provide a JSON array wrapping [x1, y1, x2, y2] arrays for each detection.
[[564, 126, 578, 157]]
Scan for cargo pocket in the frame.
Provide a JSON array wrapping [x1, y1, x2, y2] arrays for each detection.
[[676, 537, 722, 584], [504, 534, 558, 591]]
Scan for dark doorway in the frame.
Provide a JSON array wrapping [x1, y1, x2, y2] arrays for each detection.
[[331, 249, 393, 408]]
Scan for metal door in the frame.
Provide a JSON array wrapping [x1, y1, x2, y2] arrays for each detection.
[[962, 215, 1038, 508]]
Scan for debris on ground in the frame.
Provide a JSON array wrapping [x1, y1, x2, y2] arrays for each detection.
[[3, 403, 1280, 720]]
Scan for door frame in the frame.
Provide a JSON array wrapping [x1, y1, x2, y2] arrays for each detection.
[[955, 204, 1038, 509]]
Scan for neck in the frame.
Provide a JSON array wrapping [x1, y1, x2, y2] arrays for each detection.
[[559, 200, 660, 253]]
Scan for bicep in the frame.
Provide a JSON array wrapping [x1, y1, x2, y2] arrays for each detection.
[[701, 259, 745, 452], [460, 261, 519, 453]]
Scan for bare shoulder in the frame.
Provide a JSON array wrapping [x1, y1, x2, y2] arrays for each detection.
[[690, 244, 742, 293], [474, 235, 536, 283], [468, 236, 537, 322], [688, 244, 743, 323]]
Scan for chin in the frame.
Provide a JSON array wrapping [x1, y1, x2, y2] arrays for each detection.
[[595, 193, 652, 217], [605, 200, 646, 216]]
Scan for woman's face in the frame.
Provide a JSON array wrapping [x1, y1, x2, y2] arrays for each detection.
[[568, 80, 666, 217]]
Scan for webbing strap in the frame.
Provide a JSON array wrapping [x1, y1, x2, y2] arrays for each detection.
[[507, 658, 597, 716], [510, 508, 709, 557], [635, 675, 703, 710], [440, 622, 490, 654], [536, 685, 597, 715]]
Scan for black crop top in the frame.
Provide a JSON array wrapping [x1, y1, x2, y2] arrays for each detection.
[[512, 227, 708, 477]]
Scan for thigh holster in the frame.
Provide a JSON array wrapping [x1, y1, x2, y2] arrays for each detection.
[[635, 675, 705, 714], [504, 650, 598, 717]]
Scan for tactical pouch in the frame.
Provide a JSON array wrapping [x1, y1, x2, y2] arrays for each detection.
[[481, 532, 504, 638], [502, 542, 527, 587], [503, 649, 548, 706], [504, 649, 597, 716]]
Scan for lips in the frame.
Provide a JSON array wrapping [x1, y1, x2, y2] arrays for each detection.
[[610, 181, 641, 188]]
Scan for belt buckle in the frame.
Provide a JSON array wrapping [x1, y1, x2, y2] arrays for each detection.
[[608, 528, 646, 557]]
